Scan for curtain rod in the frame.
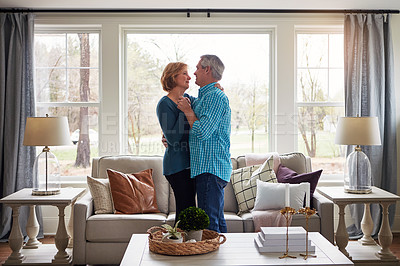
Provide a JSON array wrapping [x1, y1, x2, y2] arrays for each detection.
[[0, 8, 399, 14]]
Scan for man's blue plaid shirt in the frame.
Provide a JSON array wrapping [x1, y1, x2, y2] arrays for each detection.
[[189, 82, 232, 182]]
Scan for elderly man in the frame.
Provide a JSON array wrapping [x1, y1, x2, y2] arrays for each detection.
[[177, 54, 231, 233]]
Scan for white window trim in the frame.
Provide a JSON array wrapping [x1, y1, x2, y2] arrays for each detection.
[[34, 25, 102, 183], [294, 26, 345, 184]]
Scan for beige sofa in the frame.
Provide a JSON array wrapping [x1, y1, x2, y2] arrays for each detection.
[[73, 152, 334, 265]]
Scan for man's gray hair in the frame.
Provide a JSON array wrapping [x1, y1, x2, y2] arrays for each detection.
[[200, 54, 225, 81]]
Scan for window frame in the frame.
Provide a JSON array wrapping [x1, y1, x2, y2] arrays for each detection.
[[294, 27, 345, 185], [121, 26, 276, 156], [34, 26, 102, 181]]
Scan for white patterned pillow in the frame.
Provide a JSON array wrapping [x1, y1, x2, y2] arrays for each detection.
[[87, 176, 114, 214], [231, 156, 277, 214]]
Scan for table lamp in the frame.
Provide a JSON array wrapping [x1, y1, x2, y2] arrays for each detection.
[[23, 115, 71, 195], [335, 117, 381, 193]]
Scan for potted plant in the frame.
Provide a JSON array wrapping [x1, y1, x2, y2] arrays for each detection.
[[161, 221, 185, 243], [178, 207, 210, 241]]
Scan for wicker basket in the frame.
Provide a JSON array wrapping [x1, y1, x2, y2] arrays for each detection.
[[147, 226, 226, 256]]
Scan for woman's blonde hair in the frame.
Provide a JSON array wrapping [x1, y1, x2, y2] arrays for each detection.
[[160, 62, 188, 92]]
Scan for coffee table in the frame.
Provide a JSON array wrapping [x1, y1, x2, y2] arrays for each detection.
[[120, 232, 353, 265]]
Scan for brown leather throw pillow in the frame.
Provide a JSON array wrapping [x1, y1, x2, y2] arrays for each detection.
[[107, 168, 159, 214]]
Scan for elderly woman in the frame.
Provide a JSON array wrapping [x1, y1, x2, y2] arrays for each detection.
[[156, 62, 196, 224]]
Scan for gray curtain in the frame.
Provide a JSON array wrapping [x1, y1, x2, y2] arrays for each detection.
[[0, 13, 43, 240], [344, 14, 397, 239]]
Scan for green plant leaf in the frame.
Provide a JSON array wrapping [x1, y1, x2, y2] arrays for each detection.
[[177, 207, 210, 231]]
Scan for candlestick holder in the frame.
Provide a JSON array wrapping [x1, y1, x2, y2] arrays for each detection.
[[279, 206, 297, 259], [298, 207, 317, 259]]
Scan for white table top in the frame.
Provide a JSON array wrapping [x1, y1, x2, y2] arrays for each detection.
[[317, 186, 400, 203], [121, 232, 353, 266], [0, 188, 86, 205]]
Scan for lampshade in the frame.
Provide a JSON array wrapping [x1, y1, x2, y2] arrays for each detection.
[[335, 117, 381, 146], [23, 116, 71, 146]]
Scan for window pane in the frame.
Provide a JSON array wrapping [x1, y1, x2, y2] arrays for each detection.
[[35, 68, 66, 102], [329, 69, 344, 101], [297, 69, 328, 102], [329, 34, 344, 68], [67, 33, 99, 68], [35, 33, 99, 103], [297, 106, 345, 174], [35, 34, 66, 67], [36, 106, 99, 177], [297, 34, 328, 68], [126, 33, 270, 156], [68, 69, 99, 102]]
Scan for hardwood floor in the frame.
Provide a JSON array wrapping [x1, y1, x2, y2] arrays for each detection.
[[1, 234, 400, 264], [391, 233, 400, 260]]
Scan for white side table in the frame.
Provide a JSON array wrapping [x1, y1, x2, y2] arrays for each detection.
[[0, 188, 86, 265], [317, 186, 400, 263]]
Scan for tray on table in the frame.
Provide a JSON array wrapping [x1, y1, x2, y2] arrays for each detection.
[[147, 226, 226, 256]]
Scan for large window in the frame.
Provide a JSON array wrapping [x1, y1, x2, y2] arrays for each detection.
[[296, 30, 345, 174], [124, 33, 271, 157], [33, 14, 346, 182], [34, 31, 100, 177]]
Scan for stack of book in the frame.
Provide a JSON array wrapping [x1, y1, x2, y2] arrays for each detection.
[[254, 226, 315, 253]]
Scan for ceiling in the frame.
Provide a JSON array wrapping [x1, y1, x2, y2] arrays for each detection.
[[1, 0, 400, 10]]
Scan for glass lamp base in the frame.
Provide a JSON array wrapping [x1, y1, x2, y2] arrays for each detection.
[[32, 148, 61, 196], [344, 187, 372, 194], [344, 149, 372, 194], [32, 189, 60, 196]]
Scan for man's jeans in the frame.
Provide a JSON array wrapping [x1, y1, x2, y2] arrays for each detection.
[[195, 173, 228, 233]]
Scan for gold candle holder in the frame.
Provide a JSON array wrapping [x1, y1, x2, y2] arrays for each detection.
[[298, 207, 317, 259], [279, 206, 297, 259]]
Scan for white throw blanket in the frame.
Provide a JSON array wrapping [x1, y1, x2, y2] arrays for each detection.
[[244, 152, 281, 173], [251, 210, 292, 232]]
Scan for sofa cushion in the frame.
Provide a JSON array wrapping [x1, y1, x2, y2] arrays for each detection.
[[279, 152, 308, 174], [235, 152, 279, 171], [107, 168, 160, 214], [231, 156, 277, 214], [94, 155, 169, 214], [86, 213, 167, 242], [86, 176, 114, 214], [224, 181, 239, 213], [242, 152, 281, 173]]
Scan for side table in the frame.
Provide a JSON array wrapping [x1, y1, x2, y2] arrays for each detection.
[[317, 186, 400, 264], [0, 188, 86, 265]]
